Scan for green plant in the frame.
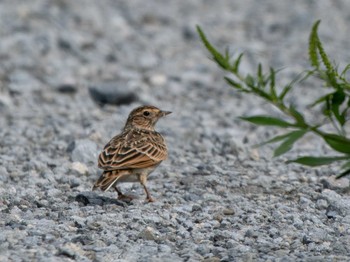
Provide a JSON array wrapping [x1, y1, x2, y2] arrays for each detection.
[[197, 20, 350, 178]]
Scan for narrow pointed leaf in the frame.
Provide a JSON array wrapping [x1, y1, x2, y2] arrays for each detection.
[[279, 84, 293, 101], [309, 93, 332, 108], [317, 40, 337, 85], [340, 64, 350, 78], [323, 134, 350, 154], [251, 87, 271, 100], [336, 168, 350, 179], [273, 129, 307, 157], [269, 67, 277, 100], [279, 71, 313, 101], [289, 105, 305, 126], [331, 90, 346, 126], [341, 160, 350, 170], [309, 20, 321, 68], [196, 26, 230, 70], [245, 74, 255, 87], [233, 53, 244, 73], [224, 76, 244, 90], [257, 64, 264, 87], [239, 116, 295, 127], [287, 156, 349, 166], [255, 130, 308, 148]]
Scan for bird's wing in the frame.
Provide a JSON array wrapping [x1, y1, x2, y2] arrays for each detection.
[[92, 169, 130, 191], [98, 129, 168, 170]]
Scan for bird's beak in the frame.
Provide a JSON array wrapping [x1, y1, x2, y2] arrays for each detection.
[[161, 110, 172, 117]]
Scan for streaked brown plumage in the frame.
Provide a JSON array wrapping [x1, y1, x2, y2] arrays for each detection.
[[93, 105, 171, 202]]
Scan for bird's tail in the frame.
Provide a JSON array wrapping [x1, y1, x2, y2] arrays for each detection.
[[92, 170, 125, 192]]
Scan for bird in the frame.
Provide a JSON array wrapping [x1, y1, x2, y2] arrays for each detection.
[[92, 105, 171, 202]]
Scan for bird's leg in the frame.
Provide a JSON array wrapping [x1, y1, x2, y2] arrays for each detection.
[[139, 174, 154, 202], [142, 184, 155, 202], [114, 186, 123, 197], [114, 186, 134, 201]]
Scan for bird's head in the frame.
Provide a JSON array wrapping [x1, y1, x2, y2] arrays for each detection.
[[124, 105, 171, 131]]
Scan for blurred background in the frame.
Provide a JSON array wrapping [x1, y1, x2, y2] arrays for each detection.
[[1, 0, 350, 261]]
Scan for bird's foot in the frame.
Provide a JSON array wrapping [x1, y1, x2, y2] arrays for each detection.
[[146, 197, 155, 203], [117, 194, 135, 202]]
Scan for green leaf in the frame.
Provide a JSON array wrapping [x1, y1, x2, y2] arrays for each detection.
[[323, 133, 350, 154], [341, 106, 349, 125], [309, 93, 332, 108], [336, 168, 350, 179], [273, 129, 307, 157], [245, 74, 255, 87], [340, 64, 350, 78], [255, 130, 304, 147], [289, 105, 305, 126], [269, 67, 277, 100], [251, 87, 271, 100], [331, 90, 346, 126], [257, 63, 264, 87], [287, 156, 349, 166], [308, 20, 338, 86], [239, 115, 295, 127], [196, 25, 230, 70], [309, 20, 321, 69], [279, 71, 313, 101], [224, 76, 245, 91], [232, 53, 244, 73], [331, 89, 345, 105], [318, 43, 338, 87], [341, 160, 350, 170]]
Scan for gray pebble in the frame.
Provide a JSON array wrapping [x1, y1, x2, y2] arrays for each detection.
[[71, 139, 98, 164], [321, 176, 350, 192], [89, 82, 138, 106], [138, 226, 160, 241]]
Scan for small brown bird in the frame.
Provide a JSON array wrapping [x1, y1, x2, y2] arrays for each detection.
[[93, 105, 171, 202]]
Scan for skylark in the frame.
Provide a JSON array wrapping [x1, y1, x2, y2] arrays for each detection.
[[93, 105, 171, 202]]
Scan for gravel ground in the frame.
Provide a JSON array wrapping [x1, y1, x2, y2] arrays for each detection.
[[1, 1, 350, 261]]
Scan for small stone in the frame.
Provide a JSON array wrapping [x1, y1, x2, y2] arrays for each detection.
[[182, 25, 196, 40], [148, 74, 167, 86], [322, 189, 350, 216], [0, 166, 8, 182], [138, 226, 160, 241], [249, 148, 260, 161], [326, 205, 339, 219], [203, 257, 220, 262], [8, 70, 41, 94], [71, 139, 98, 164], [56, 84, 77, 94], [0, 95, 12, 109], [223, 208, 235, 216], [139, 53, 158, 69], [89, 82, 138, 106], [58, 243, 85, 259], [75, 192, 127, 207], [58, 247, 76, 259], [320, 176, 349, 192], [316, 199, 328, 209], [245, 229, 258, 238], [192, 204, 202, 212], [158, 244, 172, 253], [71, 162, 89, 175], [299, 196, 311, 205], [214, 214, 223, 223]]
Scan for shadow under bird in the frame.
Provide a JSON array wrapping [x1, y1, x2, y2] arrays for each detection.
[[92, 105, 171, 202]]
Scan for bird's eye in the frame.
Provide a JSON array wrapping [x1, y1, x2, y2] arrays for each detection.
[[143, 111, 150, 116]]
